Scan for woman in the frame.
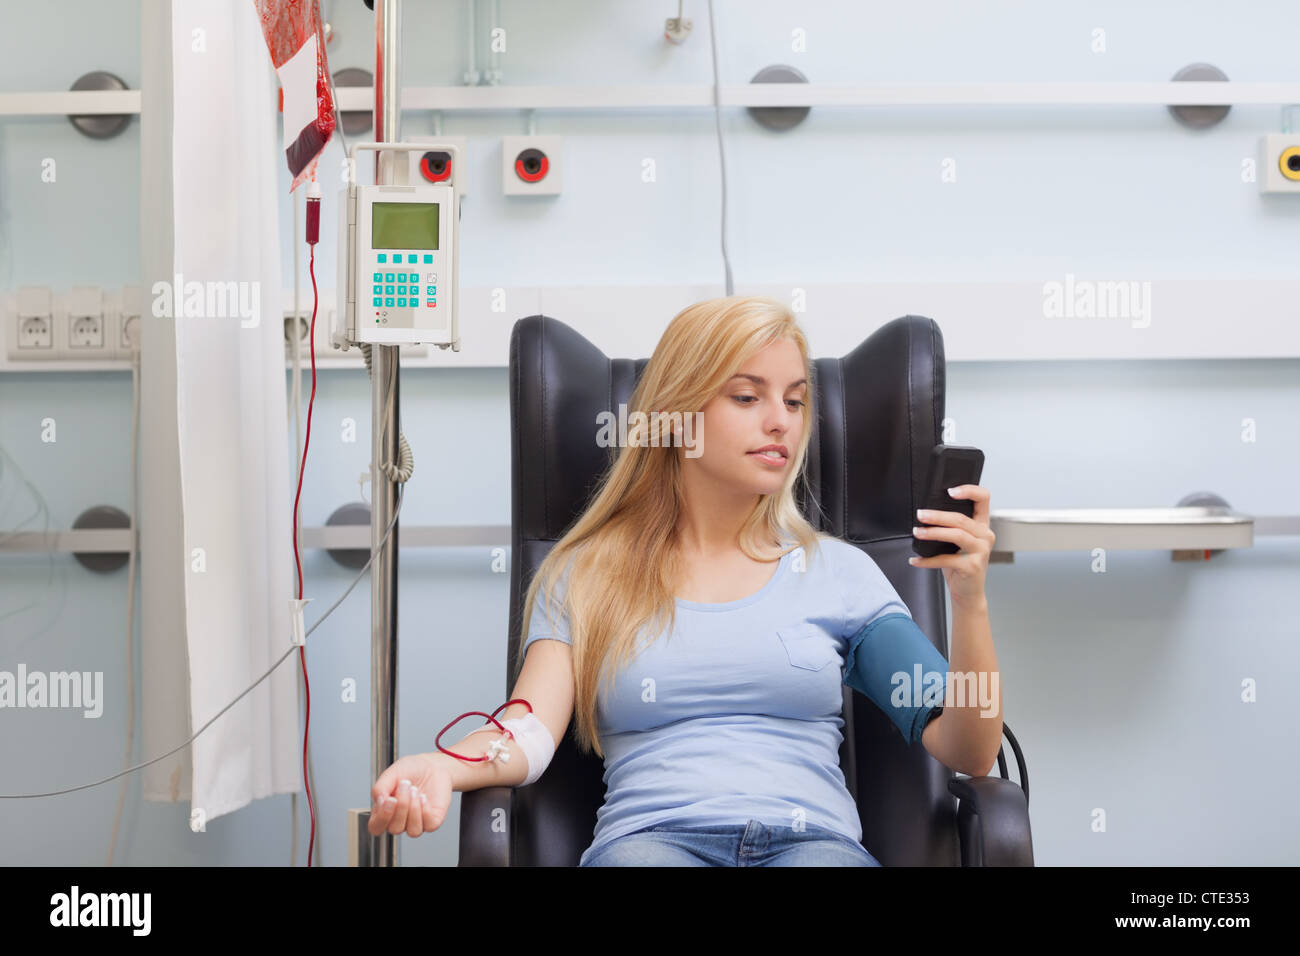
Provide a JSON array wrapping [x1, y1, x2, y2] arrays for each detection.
[[368, 295, 1002, 866]]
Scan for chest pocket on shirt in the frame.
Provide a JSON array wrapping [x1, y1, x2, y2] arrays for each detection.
[[776, 623, 838, 671]]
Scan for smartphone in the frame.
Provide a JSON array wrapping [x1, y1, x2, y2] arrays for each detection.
[[913, 444, 985, 558]]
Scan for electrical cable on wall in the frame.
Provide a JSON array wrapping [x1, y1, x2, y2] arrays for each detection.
[[707, 0, 734, 296], [105, 342, 141, 866], [0, 483, 405, 803], [0, 448, 66, 636]]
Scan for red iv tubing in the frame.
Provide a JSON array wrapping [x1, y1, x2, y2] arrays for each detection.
[[293, 177, 322, 864], [435, 700, 536, 762]]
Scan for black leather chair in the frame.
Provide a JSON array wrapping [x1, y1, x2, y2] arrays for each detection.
[[458, 313, 1034, 866]]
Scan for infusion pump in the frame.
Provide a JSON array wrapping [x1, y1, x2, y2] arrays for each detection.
[[335, 142, 460, 351]]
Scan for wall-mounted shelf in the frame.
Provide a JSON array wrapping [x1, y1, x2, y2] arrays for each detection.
[[14, 82, 1300, 120], [6, 278, 1300, 370], [0, 89, 141, 117], [4, 507, 1295, 566], [331, 81, 1300, 112], [986, 505, 1283, 561], [0, 524, 511, 557]]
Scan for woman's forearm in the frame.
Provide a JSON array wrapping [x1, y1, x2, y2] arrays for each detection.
[[941, 595, 1003, 775]]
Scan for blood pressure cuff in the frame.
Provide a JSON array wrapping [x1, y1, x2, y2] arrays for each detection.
[[842, 613, 948, 745]]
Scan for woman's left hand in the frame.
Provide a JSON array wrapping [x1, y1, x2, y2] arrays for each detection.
[[909, 484, 994, 608]]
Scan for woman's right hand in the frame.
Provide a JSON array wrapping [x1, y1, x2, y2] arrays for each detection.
[[368, 753, 454, 837]]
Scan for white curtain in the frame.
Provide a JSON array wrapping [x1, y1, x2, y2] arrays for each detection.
[[139, 0, 299, 823]]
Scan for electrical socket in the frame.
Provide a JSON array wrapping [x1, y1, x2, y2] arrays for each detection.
[[284, 309, 336, 359], [284, 311, 312, 355], [118, 313, 138, 356], [285, 307, 426, 360], [65, 286, 107, 358], [5, 286, 137, 364], [69, 314, 105, 350], [8, 287, 55, 361], [115, 285, 143, 359], [17, 315, 54, 353]]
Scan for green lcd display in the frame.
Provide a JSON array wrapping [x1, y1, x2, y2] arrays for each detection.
[[371, 201, 439, 250]]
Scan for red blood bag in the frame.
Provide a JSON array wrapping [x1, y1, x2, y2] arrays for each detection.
[[253, 0, 337, 191]]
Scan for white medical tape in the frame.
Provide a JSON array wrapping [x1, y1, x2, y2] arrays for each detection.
[[500, 712, 556, 787]]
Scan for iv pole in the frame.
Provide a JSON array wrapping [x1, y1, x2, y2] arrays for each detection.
[[370, 0, 402, 868]]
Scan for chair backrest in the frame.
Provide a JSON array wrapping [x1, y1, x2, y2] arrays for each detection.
[[505, 313, 960, 866]]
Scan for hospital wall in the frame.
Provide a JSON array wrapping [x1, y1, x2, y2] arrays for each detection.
[[0, 1, 1296, 866]]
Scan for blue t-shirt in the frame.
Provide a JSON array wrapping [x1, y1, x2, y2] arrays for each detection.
[[521, 535, 949, 865]]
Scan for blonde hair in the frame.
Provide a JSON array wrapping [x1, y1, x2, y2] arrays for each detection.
[[519, 295, 828, 758]]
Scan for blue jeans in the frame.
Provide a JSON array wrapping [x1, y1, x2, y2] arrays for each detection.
[[580, 819, 883, 867]]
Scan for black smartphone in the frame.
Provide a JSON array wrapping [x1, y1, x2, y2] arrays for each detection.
[[913, 444, 985, 557]]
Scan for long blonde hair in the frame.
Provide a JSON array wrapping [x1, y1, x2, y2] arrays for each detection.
[[519, 295, 827, 758]]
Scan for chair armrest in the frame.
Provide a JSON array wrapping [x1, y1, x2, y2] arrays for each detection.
[[457, 786, 514, 867], [948, 775, 1034, 867]]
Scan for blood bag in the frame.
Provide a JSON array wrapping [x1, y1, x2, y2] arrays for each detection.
[[253, 0, 337, 191]]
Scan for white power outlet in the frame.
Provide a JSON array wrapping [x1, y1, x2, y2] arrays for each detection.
[[284, 311, 312, 356], [63, 286, 107, 360], [285, 306, 426, 360], [8, 287, 55, 361], [70, 314, 104, 348], [116, 285, 143, 359], [119, 314, 139, 355], [18, 315, 54, 351], [5, 286, 134, 364]]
